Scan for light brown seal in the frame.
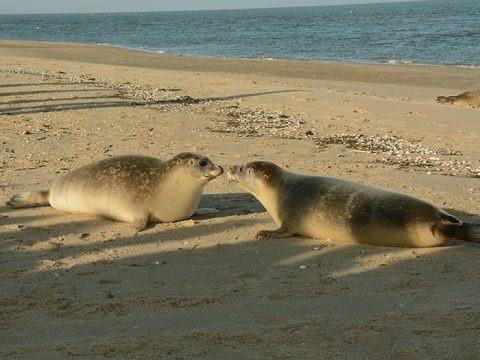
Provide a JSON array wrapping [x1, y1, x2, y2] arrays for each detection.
[[7, 153, 223, 231], [228, 161, 479, 247], [436, 88, 480, 108]]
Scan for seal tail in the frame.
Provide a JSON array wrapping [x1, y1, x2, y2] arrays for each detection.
[[434, 213, 480, 243], [6, 190, 50, 208]]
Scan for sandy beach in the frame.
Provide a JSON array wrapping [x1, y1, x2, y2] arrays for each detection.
[[1, 40, 479, 359]]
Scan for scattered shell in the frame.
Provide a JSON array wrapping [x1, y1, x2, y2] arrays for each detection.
[[0, 67, 188, 104], [315, 133, 461, 156], [316, 133, 478, 178], [1, 67, 477, 179], [208, 106, 308, 139]]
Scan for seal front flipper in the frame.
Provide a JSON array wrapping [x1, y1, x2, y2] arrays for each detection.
[[255, 225, 295, 240], [132, 216, 149, 232]]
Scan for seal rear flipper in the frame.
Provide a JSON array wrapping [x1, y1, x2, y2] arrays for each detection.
[[462, 223, 480, 243], [435, 222, 480, 243], [6, 190, 50, 208]]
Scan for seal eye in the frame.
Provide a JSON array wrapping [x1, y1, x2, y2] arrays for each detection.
[[189, 159, 195, 165], [247, 169, 252, 174], [239, 166, 243, 172], [199, 159, 208, 167]]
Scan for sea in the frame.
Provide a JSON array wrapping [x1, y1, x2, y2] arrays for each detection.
[[0, 0, 479, 67]]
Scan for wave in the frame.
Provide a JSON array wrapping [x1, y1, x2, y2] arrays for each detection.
[[387, 59, 414, 65], [93, 43, 479, 69], [97, 43, 166, 54]]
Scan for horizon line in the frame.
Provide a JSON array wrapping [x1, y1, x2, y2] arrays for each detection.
[[0, 0, 428, 16]]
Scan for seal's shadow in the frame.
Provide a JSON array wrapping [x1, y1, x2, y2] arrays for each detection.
[[196, 192, 265, 220]]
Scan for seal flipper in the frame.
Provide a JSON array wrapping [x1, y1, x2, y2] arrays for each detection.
[[437, 223, 480, 243], [6, 190, 50, 208], [132, 216, 149, 232], [255, 225, 295, 240], [466, 224, 480, 243], [434, 213, 480, 243]]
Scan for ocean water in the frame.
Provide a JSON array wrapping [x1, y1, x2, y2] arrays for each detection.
[[0, 0, 479, 67]]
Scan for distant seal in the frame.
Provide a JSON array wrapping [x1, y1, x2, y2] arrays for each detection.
[[228, 161, 480, 247], [7, 153, 223, 231], [436, 88, 480, 108]]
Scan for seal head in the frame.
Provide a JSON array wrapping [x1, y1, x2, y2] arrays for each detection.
[[170, 152, 224, 183], [228, 161, 283, 193]]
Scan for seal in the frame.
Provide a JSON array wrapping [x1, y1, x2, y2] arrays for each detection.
[[228, 161, 480, 247], [436, 88, 480, 108], [7, 153, 223, 231]]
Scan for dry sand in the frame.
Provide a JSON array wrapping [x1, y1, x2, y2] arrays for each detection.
[[1, 40, 479, 359]]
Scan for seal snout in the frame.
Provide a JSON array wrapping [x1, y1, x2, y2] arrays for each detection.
[[213, 164, 224, 177], [204, 163, 224, 180]]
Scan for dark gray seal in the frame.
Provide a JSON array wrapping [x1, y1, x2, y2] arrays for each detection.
[[228, 161, 479, 247], [7, 153, 223, 231]]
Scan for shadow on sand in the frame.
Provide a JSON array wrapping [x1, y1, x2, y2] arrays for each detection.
[[0, 191, 479, 358], [0, 79, 302, 115]]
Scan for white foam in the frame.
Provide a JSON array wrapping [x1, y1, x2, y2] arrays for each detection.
[[387, 59, 413, 65], [97, 43, 166, 55]]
